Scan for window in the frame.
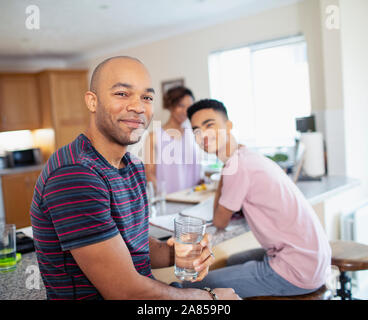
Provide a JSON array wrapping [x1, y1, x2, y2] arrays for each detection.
[[208, 35, 311, 147]]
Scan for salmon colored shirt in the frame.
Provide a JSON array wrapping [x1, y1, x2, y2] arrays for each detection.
[[219, 147, 331, 289]]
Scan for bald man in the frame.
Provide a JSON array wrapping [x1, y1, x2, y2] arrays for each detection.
[[30, 56, 239, 300]]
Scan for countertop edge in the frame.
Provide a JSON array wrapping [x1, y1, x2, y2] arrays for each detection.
[[0, 164, 45, 176], [305, 178, 361, 206]]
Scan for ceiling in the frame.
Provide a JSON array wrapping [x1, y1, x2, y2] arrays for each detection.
[[0, 0, 302, 62]]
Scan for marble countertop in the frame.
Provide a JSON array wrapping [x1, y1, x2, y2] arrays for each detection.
[[0, 251, 46, 300], [0, 212, 248, 300]]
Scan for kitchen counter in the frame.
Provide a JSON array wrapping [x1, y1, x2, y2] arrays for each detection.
[[0, 199, 249, 300], [296, 175, 360, 205], [0, 175, 359, 300], [0, 164, 45, 176], [0, 212, 249, 300], [0, 250, 46, 300]]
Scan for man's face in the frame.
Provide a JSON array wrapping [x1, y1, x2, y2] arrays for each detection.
[[91, 59, 154, 146], [190, 109, 230, 154]]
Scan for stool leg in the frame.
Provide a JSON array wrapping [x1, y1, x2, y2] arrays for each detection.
[[336, 271, 352, 300]]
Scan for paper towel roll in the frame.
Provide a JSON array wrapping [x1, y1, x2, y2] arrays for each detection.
[[300, 132, 325, 177]]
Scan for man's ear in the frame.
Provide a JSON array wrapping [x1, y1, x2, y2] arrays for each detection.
[[85, 91, 97, 113], [226, 120, 233, 132]]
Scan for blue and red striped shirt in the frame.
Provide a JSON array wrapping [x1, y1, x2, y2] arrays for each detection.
[[31, 134, 152, 300]]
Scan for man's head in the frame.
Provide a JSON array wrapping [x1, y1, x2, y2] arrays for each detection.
[[85, 56, 154, 146], [187, 99, 232, 154]]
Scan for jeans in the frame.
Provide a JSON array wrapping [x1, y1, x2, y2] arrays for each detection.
[[182, 248, 318, 298]]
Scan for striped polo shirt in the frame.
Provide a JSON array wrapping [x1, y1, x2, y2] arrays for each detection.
[[30, 134, 152, 300]]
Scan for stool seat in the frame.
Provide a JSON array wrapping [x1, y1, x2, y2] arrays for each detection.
[[330, 240, 368, 272], [244, 285, 333, 300]]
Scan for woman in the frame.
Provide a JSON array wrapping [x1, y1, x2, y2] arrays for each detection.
[[144, 86, 202, 194]]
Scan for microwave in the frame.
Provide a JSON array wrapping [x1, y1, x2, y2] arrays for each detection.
[[7, 148, 43, 168]]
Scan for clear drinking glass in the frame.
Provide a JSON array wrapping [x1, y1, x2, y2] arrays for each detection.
[[174, 216, 206, 281], [0, 224, 17, 272], [147, 180, 167, 218], [147, 181, 157, 218], [156, 181, 167, 216]]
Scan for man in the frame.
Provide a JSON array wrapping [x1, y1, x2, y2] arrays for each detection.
[[30, 57, 239, 300], [183, 99, 331, 298]]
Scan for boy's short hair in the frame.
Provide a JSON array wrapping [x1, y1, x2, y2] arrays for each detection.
[[187, 99, 229, 120]]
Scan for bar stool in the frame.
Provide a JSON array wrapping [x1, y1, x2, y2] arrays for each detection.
[[244, 285, 333, 300], [330, 240, 368, 300]]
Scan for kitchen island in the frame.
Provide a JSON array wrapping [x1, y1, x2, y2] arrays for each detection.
[[0, 175, 359, 300]]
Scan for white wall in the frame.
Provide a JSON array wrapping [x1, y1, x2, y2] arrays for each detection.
[[69, 1, 325, 124], [68, 0, 358, 179], [340, 0, 368, 199], [317, 0, 346, 175], [68, 0, 334, 163]]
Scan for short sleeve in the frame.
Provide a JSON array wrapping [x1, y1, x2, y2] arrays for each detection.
[[219, 155, 250, 212], [42, 165, 119, 251]]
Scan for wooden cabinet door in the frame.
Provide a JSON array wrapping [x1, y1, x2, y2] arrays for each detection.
[[0, 74, 41, 131], [48, 71, 89, 148], [1, 170, 40, 229]]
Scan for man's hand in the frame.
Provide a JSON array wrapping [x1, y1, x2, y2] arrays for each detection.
[[167, 233, 214, 282]]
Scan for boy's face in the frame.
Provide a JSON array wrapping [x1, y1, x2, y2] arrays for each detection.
[[190, 108, 232, 154]]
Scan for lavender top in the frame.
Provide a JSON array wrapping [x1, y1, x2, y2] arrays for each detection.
[[154, 126, 202, 194]]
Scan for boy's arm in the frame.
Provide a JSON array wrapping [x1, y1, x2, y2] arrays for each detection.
[[213, 175, 234, 229]]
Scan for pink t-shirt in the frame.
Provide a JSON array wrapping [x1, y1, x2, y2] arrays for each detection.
[[219, 147, 331, 289]]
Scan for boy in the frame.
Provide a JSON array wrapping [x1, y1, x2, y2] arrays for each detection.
[[183, 99, 331, 298]]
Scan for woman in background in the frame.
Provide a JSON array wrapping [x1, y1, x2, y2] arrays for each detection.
[[144, 86, 202, 194]]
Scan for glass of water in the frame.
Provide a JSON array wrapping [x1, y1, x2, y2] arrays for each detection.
[[147, 180, 167, 218], [174, 216, 206, 281], [156, 181, 167, 216], [147, 181, 157, 218], [0, 224, 16, 272]]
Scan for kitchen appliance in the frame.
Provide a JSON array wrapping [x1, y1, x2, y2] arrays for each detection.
[[0, 155, 8, 169], [6, 148, 42, 167], [296, 115, 316, 133], [299, 132, 325, 179]]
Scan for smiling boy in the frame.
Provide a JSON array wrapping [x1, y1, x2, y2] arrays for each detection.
[[184, 99, 331, 298]]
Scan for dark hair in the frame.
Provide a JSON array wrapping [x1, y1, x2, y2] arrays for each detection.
[[187, 99, 228, 120], [163, 86, 194, 109]]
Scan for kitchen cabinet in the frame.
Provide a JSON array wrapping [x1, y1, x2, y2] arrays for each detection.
[[1, 169, 41, 229], [38, 70, 89, 149], [0, 73, 41, 131]]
